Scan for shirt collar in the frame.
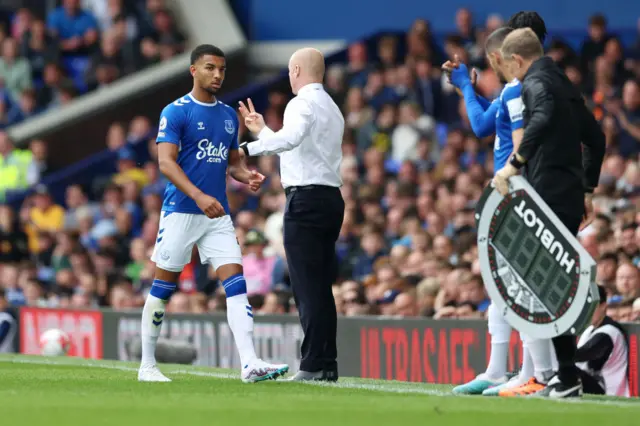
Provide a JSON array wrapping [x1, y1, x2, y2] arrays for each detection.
[[524, 56, 553, 80], [297, 83, 324, 96]]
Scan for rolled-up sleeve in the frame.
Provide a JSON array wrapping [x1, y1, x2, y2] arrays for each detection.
[[247, 97, 315, 156]]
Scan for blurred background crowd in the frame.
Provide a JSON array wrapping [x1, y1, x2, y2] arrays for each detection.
[[0, 0, 185, 131], [1, 5, 640, 325]]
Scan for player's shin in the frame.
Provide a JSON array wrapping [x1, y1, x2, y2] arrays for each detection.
[[519, 338, 534, 380], [141, 279, 176, 366], [222, 273, 258, 367], [486, 303, 510, 379], [524, 336, 555, 383]]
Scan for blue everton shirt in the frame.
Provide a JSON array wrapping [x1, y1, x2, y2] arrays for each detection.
[[156, 93, 239, 215], [494, 79, 524, 173]]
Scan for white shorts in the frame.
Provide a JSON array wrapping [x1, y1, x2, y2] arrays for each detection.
[[151, 212, 242, 272]]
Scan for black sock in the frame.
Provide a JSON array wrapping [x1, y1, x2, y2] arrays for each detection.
[[552, 335, 579, 385]]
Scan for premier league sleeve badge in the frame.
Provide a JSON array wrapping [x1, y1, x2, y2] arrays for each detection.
[[475, 176, 600, 339]]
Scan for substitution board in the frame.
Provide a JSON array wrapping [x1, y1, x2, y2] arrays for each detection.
[[475, 176, 599, 339]]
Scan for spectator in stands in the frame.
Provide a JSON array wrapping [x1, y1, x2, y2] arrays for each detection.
[[0, 132, 31, 193], [598, 252, 620, 296], [0, 204, 28, 264], [63, 184, 94, 230], [136, 0, 166, 37], [581, 14, 610, 75], [47, 0, 99, 56], [606, 80, 640, 159], [0, 288, 16, 353], [455, 8, 476, 48], [346, 42, 369, 88], [394, 292, 419, 317], [242, 229, 279, 296], [390, 101, 435, 163], [6, 88, 37, 126], [25, 185, 65, 254], [88, 0, 138, 40], [615, 262, 640, 301], [20, 18, 58, 86], [0, 37, 32, 103], [127, 116, 152, 145], [146, 8, 184, 61], [353, 227, 387, 280], [37, 62, 73, 109], [25, 139, 50, 185], [260, 290, 292, 314], [11, 8, 32, 41], [85, 29, 124, 90], [112, 147, 148, 188]]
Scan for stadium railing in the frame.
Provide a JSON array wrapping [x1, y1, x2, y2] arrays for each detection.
[[14, 305, 640, 396]]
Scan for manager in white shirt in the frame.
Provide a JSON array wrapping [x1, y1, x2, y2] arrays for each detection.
[[239, 48, 344, 382]]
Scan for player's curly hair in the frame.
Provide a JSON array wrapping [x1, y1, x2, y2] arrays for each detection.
[[190, 44, 225, 65], [507, 11, 547, 44]]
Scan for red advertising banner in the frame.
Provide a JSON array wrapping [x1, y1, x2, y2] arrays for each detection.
[[357, 322, 639, 397], [19, 307, 104, 359]]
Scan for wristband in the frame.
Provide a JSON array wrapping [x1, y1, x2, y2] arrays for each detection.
[[509, 153, 525, 169], [239, 142, 249, 156]]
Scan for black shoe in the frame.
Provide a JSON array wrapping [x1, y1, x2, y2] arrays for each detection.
[[320, 369, 338, 382], [535, 375, 582, 398]]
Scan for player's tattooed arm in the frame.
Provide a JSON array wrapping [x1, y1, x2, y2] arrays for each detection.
[[228, 149, 266, 192], [157, 143, 224, 217]]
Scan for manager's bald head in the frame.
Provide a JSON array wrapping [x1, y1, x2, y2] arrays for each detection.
[[288, 47, 325, 94]]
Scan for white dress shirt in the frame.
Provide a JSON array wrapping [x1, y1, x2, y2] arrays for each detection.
[[247, 83, 344, 189]]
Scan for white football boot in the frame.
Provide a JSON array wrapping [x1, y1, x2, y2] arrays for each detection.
[[138, 364, 172, 382], [241, 359, 289, 383]]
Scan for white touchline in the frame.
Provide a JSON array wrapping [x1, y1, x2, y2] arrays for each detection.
[[0, 356, 637, 409]]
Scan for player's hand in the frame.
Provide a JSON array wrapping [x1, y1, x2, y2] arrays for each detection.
[[450, 63, 471, 90], [580, 193, 595, 231], [470, 67, 478, 87], [492, 164, 518, 196], [441, 60, 457, 82], [194, 192, 225, 218], [247, 170, 266, 192], [238, 98, 266, 134]]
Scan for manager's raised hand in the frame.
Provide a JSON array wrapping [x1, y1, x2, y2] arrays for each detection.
[[238, 98, 266, 134]]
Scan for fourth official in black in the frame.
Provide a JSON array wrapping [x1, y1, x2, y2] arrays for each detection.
[[492, 28, 606, 398]]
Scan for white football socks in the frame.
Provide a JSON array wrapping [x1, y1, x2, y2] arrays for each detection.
[[226, 294, 257, 367], [486, 303, 511, 379], [140, 293, 167, 366], [523, 335, 555, 383], [519, 339, 534, 380]]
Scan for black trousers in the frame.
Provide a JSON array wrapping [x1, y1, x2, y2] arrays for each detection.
[[551, 212, 583, 385], [283, 185, 344, 373], [577, 369, 606, 395]]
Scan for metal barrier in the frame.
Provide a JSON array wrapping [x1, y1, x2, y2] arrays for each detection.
[[16, 306, 639, 396]]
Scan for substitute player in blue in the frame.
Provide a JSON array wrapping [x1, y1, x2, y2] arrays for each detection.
[[138, 44, 288, 382], [448, 23, 557, 397]]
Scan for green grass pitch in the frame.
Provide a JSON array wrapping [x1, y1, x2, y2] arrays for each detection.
[[1, 354, 639, 426]]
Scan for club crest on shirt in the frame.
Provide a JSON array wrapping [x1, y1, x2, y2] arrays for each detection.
[[224, 120, 235, 134]]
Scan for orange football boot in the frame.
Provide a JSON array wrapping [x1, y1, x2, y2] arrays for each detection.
[[498, 377, 546, 397]]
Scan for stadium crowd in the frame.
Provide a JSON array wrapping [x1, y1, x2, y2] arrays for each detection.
[[1, 10, 640, 326], [0, 0, 185, 133]]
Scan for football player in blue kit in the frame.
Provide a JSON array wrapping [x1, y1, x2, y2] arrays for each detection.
[[446, 13, 558, 397], [138, 44, 288, 383]]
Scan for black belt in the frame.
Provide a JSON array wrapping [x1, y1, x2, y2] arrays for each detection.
[[284, 185, 338, 196]]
